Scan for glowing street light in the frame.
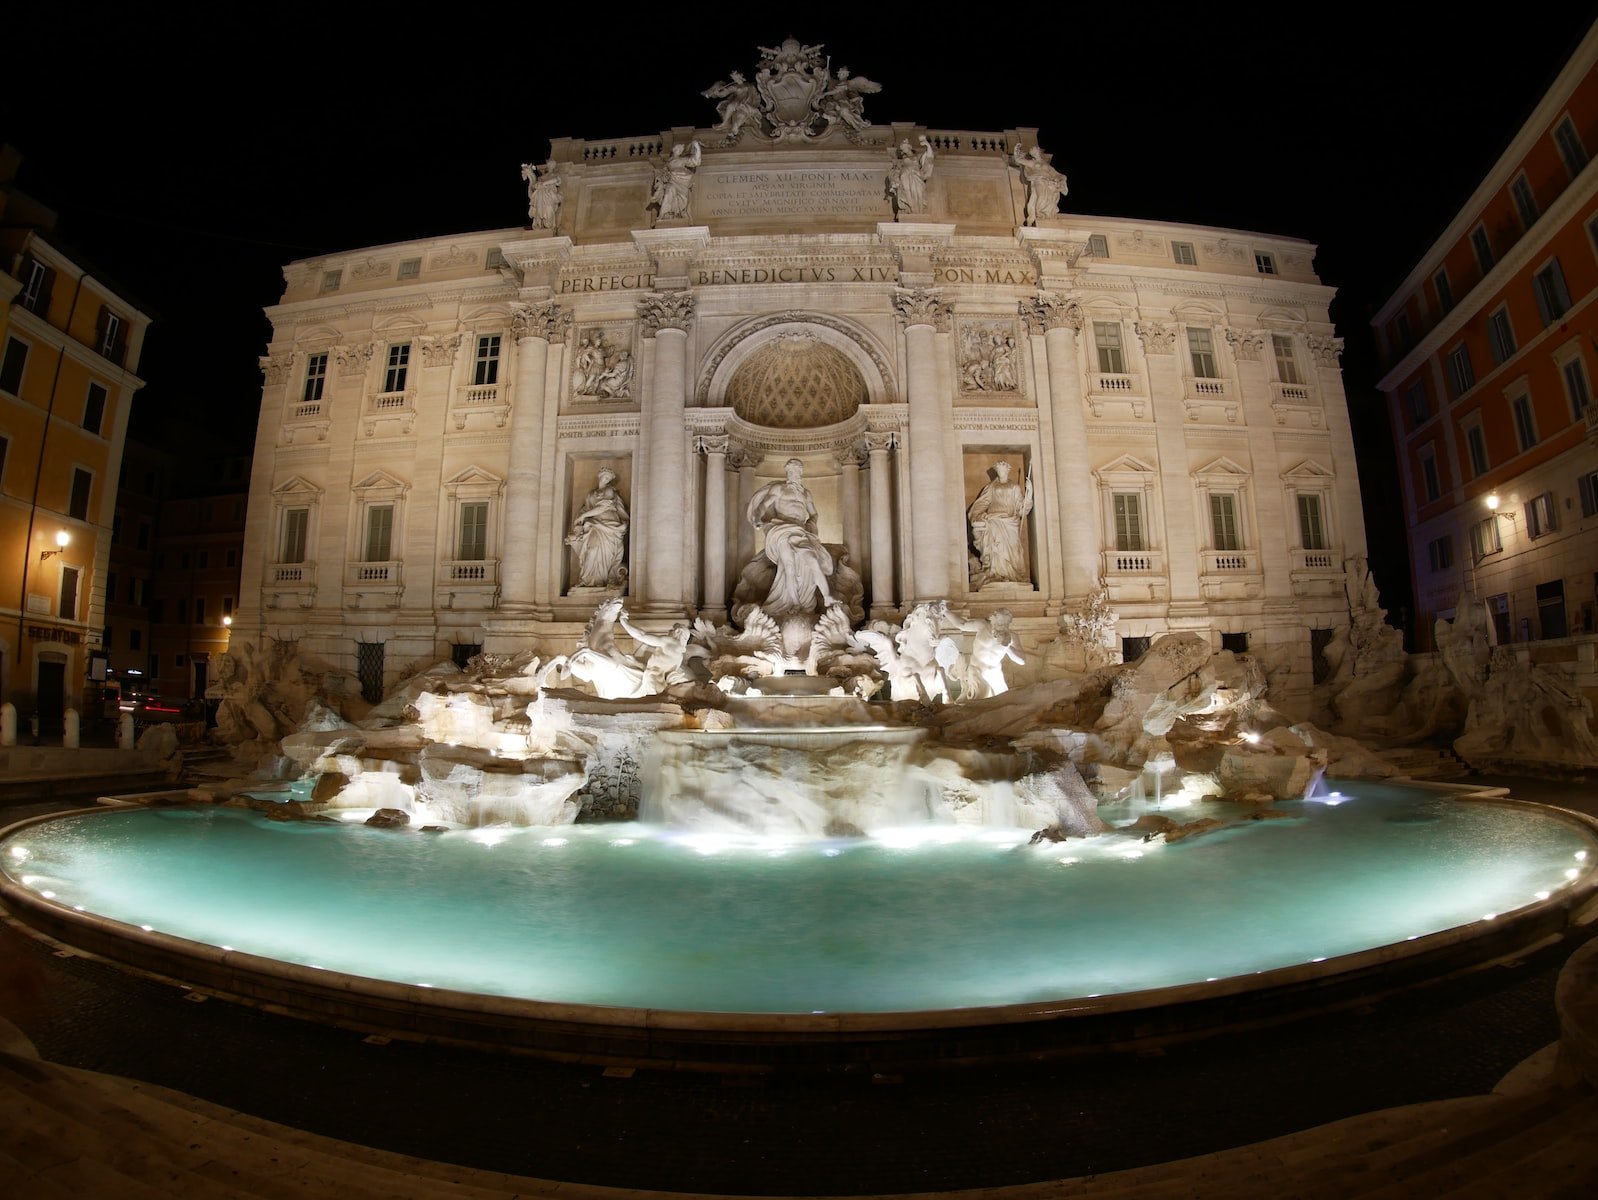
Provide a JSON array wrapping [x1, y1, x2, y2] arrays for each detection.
[[38, 530, 70, 562]]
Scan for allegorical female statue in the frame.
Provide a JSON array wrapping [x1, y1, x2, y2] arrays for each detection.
[[967, 460, 1034, 588], [745, 458, 837, 616], [565, 467, 629, 589]]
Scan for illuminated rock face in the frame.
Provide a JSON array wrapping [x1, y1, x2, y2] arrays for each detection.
[[238, 40, 1369, 729]]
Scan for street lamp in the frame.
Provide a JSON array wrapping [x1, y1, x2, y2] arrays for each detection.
[[39, 530, 70, 562]]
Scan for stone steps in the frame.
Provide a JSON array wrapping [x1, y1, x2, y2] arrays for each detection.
[[1377, 744, 1473, 781], [5, 1034, 1597, 1198]]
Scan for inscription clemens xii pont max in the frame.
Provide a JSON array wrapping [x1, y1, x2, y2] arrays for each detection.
[[701, 168, 881, 219]]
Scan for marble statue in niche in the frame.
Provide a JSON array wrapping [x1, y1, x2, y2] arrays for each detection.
[[520, 160, 562, 230], [958, 323, 1019, 393], [649, 141, 702, 223], [884, 136, 934, 219], [565, 467, 630, 590], [570, 331, 634, 398], [746, 458, 838, 617], [968, 460, 1034, 588], [1012, 145, 1067, 226]]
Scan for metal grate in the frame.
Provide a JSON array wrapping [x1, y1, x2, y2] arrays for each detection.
[[356, 642, 385, 704]]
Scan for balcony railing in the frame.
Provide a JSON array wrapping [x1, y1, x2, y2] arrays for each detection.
[[272, 563, 315, 585], [1272, 382, 1313, 404], [291, 400, 324, 420], [1091, 372, 1136, 394], [369, 390, 414, 413], [458, 383, 501, 407], [444, 559, 498, 583], [451, 382, 511, 430], [1184, 377, 1228, 401], [1291, 547, 1337, 572], [345, 560, 403, 588], [1201, 549, 1258, 574], [1102, 549, 1165, 575]]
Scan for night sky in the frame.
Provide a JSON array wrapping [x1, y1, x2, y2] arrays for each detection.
[[6, 3, 1597, 623]]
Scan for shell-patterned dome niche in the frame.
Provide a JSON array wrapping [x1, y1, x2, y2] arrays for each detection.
[[726, 332, 867, 429]]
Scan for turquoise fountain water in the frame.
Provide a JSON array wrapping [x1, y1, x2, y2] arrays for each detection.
[[3, 782, 1593, 1014]]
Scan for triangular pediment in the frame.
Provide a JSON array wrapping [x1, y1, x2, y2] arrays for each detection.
[[271, 475, 323, 497], [443, 465, 503, 487], [1283, 458, 1334, 481], [1096, 453, 1157, 478], [351, 469, 410, 494], [1194, 456, 1249, 477]]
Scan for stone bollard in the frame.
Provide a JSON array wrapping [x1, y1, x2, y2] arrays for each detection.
[[64, 707, 80, 749], [119, 712, 135, 749], [0, 702, 14, 747]]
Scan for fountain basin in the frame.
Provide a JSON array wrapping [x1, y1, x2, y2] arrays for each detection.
[[3, 783, 1596, 1069]]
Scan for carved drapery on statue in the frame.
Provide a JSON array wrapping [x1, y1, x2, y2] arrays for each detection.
[[884, 137, 935, 219], [565, 468, 630, 590], [745, 458, 837, 618], [1012, 146, 1068, 226], [967, 460, 1034, 588]]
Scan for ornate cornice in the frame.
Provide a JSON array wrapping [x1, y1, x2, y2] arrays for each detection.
[[892, 287, 952, 331], [638, 290, 696, 336], [510, 300, 570, 343]]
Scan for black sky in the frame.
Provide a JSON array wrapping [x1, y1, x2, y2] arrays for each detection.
[[5, 3, 1597, 616]]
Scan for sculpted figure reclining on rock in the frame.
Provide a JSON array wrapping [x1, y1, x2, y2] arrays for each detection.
[[745, 458, 837, 617]]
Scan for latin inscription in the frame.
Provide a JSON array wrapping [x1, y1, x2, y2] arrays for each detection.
[[701, 169, 883, 219], [695, 265, 894, 286], [934, 266, 1038, 286], [557, 273, 655, 295]]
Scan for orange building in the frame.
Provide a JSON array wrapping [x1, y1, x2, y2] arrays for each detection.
[[1, 151, 151, 731], [1375, 22, 1598, 648]]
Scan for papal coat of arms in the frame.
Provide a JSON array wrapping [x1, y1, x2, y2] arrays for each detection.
[[703, 38, 881, 143]]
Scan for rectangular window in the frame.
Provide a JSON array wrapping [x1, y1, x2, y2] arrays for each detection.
[[1271, 334, 1302, 385], [1209, 493, 1240, 551], [82, 383, 108, 435], [0, 337, 27, 395], [1254, 252, 1277, 275], [198, 549, 210, 568], [137, 522, 150, 550], [1470, 515, 1502, 559], [223, 596, 233, 617], [382, 343, 410, 393], [96, 308, 125, 364], [1471, 225, 1495, 274], [176, 598, 187, 623], [1187, 328, 1218, 378], [1487, 307, 1516, 364], [397, 257, 421, 280], [1534, 260, 1572, 326], [1526, 491, 1556, 538], [357, 642, 385, 704], [473, 334, 501, 386], [59, 566, 79, 621], [1112, 492, 1143, 551], [1555, 115, 1588, 178], [1421, 447, 1441, 502], [1466, 422, 1489, 477], [1433, 268, 1454, 313], [1428, 535, 1454, 571], [321, 269, 342, 292], [70, 468, 92, 519], [1172, 241, 1196, 265], [1296, 493, 1326, 550], [1446, 343, 1475, 397], [1086, 234, 1109, 258], [302, 352, 328, 404], [1093, 322, 1125, 373], [129, 628, 141, 651], [457, 501, 488, 560], [1564, 354, 1592, 418], [281, 508, 308, 563], [1395, 313, 1413, 350], [1406, 378, 1431, 426], [194, 597, 206, 625], [1537, 580, 1568, 640], [1511, 392, 1537, 451], [107, 571, 118, 604], [364, 504, 394, 561], [1579, 469, 1598, 517], [17, 257, 51, 314], [1511, 173, 1540, 228], [226, 548, 237, 567]]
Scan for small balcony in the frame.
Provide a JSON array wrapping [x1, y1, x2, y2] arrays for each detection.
[[266, 561, 316, 609], [435, 559, 501, 610], [1100, 548, 1168, 603], [281, 398, 331, 445], [450, 381, 511, 431], [1270, 381, 1322, 428], [1199, 548, 1262, 600], [1182, 377, 1238, 424], [1291, 546, 1343, 598], [1291, 547, 1337, 573], [344, 560, 404, 608], [1101, 548, 1165, 575], [1086, 373, 1146, 418], [1202, 549, 1256, 573], [362, 390, 416, 436]]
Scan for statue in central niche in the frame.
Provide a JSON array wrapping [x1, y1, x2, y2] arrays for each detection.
[[968, 459, 1034, 588], [746, 458, 837, 617]]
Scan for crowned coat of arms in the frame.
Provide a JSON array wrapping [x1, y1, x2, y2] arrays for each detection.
[[703, 38, 881, 143]]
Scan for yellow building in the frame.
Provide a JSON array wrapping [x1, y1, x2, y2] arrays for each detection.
[[1, 153, 150, 731]]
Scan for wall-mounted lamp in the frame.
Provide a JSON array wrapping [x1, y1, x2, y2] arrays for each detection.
[[1485, 492, 1516, 523], [39, 530, 70, 562], [222, 616, 233, 628]]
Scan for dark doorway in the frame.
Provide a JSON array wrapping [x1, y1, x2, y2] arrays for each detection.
[[192, 656, 208, 701], [1537, 580, 1568, 640], [36, 661, 66, 734], [1220, 631, 1249, 654]]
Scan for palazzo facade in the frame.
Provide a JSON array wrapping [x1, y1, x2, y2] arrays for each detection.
[[238, 43, 1367, 716]]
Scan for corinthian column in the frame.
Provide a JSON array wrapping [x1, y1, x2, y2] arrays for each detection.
[[637, 290, 695, 614], [697, 434, 729, 623], [865, 431, 897, 618], [893, 288, 954, 602], [1021, 291, 1097, 601], [835, 440, 865, 569], [501, 300, 568, 610]]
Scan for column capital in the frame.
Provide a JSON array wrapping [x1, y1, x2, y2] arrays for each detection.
[[335, 342, 374, 377], [510, 300, 570, 343], [726, 441, 760, 471], [258, 352, 295, 385], [695, 433, 730, 456], [864, 430, 899, 454], [638, 290, 696, 336], [833, 440, 868, 468], [1224, 327, 1265, 362], [892, 287, 951, 332], [1018, 290, 1083, 335], [419, 333, 462, 367], [1133, 320, 1177, 355], [1307, 334, 1345, 367]]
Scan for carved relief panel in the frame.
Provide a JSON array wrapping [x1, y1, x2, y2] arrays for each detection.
[[955, 317, 1025, 399], [567, 323, 638, 405]]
